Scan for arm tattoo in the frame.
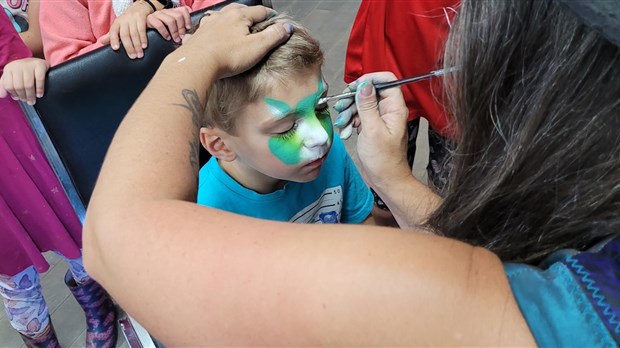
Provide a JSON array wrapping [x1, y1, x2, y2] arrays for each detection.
[[175, 89, 204, 175]]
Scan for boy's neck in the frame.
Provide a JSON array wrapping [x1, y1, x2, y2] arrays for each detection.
[[218, 159, 286, 194]]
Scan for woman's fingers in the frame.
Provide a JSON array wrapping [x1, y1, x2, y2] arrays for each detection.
[[339, 123, 354, 140], [183, 5, 291, 79]]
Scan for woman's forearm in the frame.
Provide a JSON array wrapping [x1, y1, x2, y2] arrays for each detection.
[[374, 173, 442, 230]]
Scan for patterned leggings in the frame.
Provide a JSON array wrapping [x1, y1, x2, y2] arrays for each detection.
[[0, 255, 89, 338], [372, 117, 454, 210]]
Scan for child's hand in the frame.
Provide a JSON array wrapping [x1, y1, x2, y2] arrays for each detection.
[[147, 6, 192, 43], [102, 1, 155, 59], [0, 58, 49, 105]]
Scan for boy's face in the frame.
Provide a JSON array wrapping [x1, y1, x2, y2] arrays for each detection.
[[224, 67, 333, 184]]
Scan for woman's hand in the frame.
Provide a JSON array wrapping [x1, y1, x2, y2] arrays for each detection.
[[0, 58, 49, 105], [178, 4, 293, 79], [101, 0, 155, 59], [147, 6, 192, 43], [334, 72, 410, 189]]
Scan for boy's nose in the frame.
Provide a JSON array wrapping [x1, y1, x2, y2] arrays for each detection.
[[301, 117, 329, 148]]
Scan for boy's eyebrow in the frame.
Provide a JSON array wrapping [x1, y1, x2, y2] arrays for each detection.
[[263, 78, 330, 122], [265, 98, 294, 120]]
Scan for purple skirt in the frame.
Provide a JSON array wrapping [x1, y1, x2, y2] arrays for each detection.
[[0, 97, 83, 276]]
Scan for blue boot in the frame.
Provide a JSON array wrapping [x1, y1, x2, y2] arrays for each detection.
[[19, 322, 60, 348], [64, 271, 118, 348]]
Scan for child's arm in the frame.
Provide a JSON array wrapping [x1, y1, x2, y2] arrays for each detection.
[[40, 0, 170, 65], [39, 0, 103, 66], [0, 57, 49, 105], [19, 0, 43, 58]]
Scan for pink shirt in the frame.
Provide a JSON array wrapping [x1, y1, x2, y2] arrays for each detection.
[[40, 0, 222, 66]]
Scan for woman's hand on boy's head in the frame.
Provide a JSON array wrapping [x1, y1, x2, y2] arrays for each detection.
[[179, 4, 292, 79], [0, 58, 49, 105], [147, 6, 192, 43]]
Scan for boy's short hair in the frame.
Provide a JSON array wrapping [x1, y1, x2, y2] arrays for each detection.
[[204, 14, 324, 134]]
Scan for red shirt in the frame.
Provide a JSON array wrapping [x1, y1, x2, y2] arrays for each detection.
[[344, 0, 459, 137]]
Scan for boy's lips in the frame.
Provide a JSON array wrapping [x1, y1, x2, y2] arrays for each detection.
[[304, 154, 327, 168]]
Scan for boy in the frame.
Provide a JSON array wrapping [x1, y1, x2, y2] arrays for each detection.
[[197, 15, 373, 224]]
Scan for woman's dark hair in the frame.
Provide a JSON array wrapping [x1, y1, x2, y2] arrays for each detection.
[[428, 0, 620, 263]]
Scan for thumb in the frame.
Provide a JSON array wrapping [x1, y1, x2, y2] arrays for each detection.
[[355, 81, 380, 128], [99, 33, 110, 45]]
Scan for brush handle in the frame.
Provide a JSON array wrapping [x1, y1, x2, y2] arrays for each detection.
[[373, 71, 440, 90], [318, 67, 456, 105]]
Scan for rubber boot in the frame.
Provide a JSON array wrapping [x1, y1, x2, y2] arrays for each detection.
[[19, 321, 60, 348], [64, 270, 118, 348]]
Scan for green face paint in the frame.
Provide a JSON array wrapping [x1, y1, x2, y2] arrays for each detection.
[[266, 78, 333, 165]]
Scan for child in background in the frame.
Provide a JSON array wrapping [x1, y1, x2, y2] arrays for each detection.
[[40, 0, 223, 65], [197, 15, 374, 225], [0, 10, 118, 348], [1, 0, 43, 57], [338, 0, 459, 226]]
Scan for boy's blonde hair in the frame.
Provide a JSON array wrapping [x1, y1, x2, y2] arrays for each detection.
[[204, 14, 324, 134]]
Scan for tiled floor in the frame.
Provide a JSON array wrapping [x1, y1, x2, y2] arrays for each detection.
[[0, 0, 430, 346]]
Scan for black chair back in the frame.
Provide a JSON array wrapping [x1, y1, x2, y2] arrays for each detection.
[[29, 0, 270, 207]]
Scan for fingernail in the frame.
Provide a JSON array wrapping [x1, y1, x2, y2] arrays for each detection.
[[112, 44, 119, 50], [137, 52, 144, 58], [142, 43, 147, 49], [333, 99, 347, 111], [334, 114, 344, 128], [27, 100, 35, 106], [267, 9, 277, 19], [37, 93, 43, 98], [358, 81, 373, 97], [285, 23, 293, 34], [129, 53, 136, 59]]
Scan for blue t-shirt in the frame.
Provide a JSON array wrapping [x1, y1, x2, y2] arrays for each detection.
[[197, 136, 373, 224], [505, 235, 620, 346]]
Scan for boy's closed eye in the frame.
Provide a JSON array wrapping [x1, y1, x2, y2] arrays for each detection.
[[274, 120, 299, 137], [270, 103, 329, 136], [268, 116, 297, 135]]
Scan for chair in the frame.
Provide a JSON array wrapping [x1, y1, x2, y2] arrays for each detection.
[[19, 0, 271, 346]]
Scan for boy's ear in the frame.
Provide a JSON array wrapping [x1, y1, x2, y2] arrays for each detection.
[[199, 127, 237, 162]]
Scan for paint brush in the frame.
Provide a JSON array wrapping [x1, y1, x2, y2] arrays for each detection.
[[317, 67, 458, 106]]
